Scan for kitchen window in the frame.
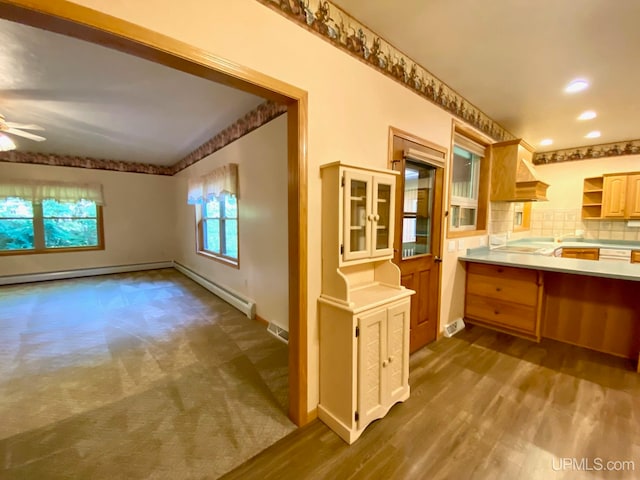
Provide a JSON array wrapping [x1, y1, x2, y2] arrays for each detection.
[[448, 128, 490, 237]]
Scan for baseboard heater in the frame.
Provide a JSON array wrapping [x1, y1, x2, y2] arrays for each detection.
[[0, 261, 174, 286], [173, 261, 256, 319]]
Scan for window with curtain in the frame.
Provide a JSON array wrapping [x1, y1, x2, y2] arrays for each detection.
[[187, 163, 240, 266], [0, 179, 105, 254]]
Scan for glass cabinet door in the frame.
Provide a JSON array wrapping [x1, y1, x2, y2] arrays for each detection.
[[372, 176, 395, 257], [343, 170, 372, 261]]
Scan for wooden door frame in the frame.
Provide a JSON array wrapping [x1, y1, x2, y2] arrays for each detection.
[[387, 126, 446, 342], [0, 0, 309, 425]]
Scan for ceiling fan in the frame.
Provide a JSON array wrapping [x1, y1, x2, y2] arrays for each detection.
[[0, 114, 46, 142]]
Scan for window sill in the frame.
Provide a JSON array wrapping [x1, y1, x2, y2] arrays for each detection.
[[0, 245, 104, 256], [447, 229, 487, 239], [197, 250, 240, 269]]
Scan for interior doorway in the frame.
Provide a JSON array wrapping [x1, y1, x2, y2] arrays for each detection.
[[389, 127, 446, 353], [0, 0, 308, 425]]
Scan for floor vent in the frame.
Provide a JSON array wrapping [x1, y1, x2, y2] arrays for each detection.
[[267, 323, 289, 344], [444, 318, 465, 338]]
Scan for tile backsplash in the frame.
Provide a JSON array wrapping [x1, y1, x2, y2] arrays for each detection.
[[489, 203, 640, 241]]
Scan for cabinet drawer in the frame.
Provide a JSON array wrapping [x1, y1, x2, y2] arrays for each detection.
[[465, 294, 536, 334], [631, 250, 640, 264], [466, 272, 538, 307], [561, 248, 599, 260], [467, 262, 538, 283]]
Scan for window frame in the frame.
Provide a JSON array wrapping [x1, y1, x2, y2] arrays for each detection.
[[447, 122, 491, 238], [196, 193, 240, 268], [0, 197, 105, 256]]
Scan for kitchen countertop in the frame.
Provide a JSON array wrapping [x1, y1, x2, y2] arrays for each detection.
[[460, 238, 640, 282]]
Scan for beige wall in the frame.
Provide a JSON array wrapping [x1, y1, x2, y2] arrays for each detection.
[[68, 0, 495, 411], [174, 115, 289, 329], [529, 155, 640, 241], [0, 162, 176, 275]]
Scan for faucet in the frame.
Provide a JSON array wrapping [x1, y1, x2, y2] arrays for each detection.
[[554, 232, 583, 243]]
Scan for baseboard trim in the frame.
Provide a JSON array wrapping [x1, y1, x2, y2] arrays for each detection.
[[255, 314, 269, 326], [0, 261, 174, 286]]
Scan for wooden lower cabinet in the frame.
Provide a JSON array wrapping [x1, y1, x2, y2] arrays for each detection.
[[318, 298, 410, 444], [464, 263, 543, 340], [560, 247, 599, 260], [631, 250, 640, 263], [464, 261, 640, 366]]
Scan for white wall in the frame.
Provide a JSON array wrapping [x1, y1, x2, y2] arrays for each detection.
[[174, 115, 289, 329], [0, 162, 176, 275], [69, 0, 476, 411]]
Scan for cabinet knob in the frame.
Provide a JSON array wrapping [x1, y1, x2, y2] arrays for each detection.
[[375, 214, 380, 221], [382, 360, 388, 367], [497, 268, 504, 273], [494, 310, 500, 315], [496, 287, 502, 292], [388, 356, 393, 363]]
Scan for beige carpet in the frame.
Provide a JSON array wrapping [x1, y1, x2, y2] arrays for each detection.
[[0, 269, 294, 479]]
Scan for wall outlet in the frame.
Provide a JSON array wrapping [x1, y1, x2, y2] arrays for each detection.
[[457, 239, 465, 251], [479, 236, 487, 247], [448, 240, 456, 252]]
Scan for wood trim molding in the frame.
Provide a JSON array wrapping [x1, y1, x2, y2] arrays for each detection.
[[534, 139, 640, 165], [256, 0, 515, 143], [0, 0, 310, 427]]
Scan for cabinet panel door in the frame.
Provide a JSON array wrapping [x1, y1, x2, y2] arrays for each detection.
[[357, 308, 387, 427], [386, 301, 410, 404], [602, 175, 627, 218], [625, 174, 640, 218], [343, 170, 372, 261], [371, 175, 395, 257]]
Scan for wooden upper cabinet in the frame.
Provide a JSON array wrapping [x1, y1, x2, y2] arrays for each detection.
[[602, 175, 627, 218], [625, 174, 640, 218]]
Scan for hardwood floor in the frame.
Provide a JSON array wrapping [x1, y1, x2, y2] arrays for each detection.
[[0, 269, 293, 479], [224, 326, 640, 480]]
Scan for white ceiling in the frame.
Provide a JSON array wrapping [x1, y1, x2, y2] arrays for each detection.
[[0, 18, 265, 166], [333, 0, 640, 152]]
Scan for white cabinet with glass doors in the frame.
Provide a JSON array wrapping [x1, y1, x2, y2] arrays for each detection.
[[319, 162, 414, 444], [343, 169, 395, 262]]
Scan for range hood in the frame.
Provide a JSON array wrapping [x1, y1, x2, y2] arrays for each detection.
[[490, 139, 549, 202]]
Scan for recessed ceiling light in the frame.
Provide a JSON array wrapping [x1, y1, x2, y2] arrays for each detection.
[[585, 131, 601, 139], [0, 134, 16, 151], [578, 110, 597, 120], [565, 79, 589, 93], [540, 139, 553, 146]]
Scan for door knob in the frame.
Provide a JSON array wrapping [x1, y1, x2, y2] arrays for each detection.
[[434, 256, 443, 263]]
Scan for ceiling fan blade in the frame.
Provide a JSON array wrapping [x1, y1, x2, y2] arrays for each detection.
[[6, 128, 46, 142], [5, 122, 45, 131]]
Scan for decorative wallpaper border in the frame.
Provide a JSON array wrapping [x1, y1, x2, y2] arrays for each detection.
[[533, 139, 640, 165], [0, 100, 287, 176], [170, 100, 287, 174], [256, 0, 515, 142], [0, 151, 174, 175]]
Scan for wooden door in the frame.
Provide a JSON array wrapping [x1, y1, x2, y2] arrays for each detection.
[[602, 175, 627, 218], [625, 174, 640, 218], [389, 131, 445, 353]]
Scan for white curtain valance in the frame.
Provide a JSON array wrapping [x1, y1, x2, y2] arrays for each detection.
[[187, 163, 238, 205], [0, 179, 105, 205]]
